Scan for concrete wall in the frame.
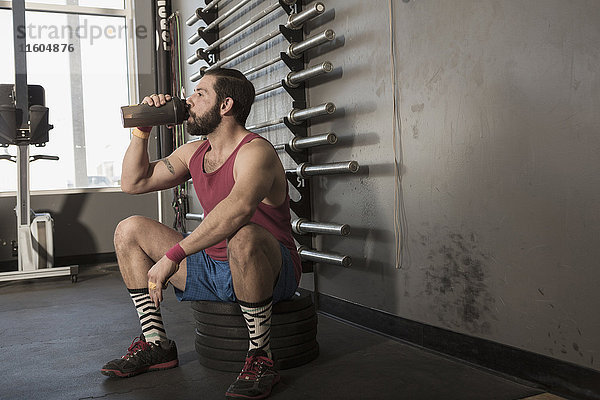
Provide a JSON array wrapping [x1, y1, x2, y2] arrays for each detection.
[[175, 0, 600, 371], [0, 191, 158, 262]]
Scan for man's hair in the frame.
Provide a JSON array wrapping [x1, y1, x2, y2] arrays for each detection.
[[203, 68, 255, 126]]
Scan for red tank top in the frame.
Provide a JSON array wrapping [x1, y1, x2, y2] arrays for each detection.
[[188, 132, 301, 284]]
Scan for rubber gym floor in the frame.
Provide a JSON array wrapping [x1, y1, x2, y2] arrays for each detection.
[[0, 264, 565, 400]]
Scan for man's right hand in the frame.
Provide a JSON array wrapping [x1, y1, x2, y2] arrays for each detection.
[[142, 93, 172, 107], [135, 94, 173, 132]]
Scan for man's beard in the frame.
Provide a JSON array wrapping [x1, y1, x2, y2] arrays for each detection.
[[186, 101, 222, 136]]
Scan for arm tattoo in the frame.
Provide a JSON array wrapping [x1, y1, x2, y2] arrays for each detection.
[[162, 159, 175, 175]]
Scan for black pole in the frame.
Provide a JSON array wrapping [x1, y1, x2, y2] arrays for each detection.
[[13, 0, 28, 132], [154, 0, 173, 158], [12, 0, 30, 228]]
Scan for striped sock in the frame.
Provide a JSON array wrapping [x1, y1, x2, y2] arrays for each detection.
[[128, 288, 167, 345], [238, 297, 273, 358]]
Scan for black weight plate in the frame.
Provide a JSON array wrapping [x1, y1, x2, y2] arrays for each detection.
[[196, 314, 317, 339], [191, 300, 241, 315], [197, 343, 319, 372], [192, 310, 243, 327], [195, 329, 249, 351], [195, 327, 318, 351], [195, 339, 318, 362], [190, 291, 313, 315], [193, 304, 316, 327]]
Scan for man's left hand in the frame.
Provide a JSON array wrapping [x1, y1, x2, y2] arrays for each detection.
[[147, 256, 179, 307]]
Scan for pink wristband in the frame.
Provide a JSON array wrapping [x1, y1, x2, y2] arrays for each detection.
[[165, 243, 187, 264]]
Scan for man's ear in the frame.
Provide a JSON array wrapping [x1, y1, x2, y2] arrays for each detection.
[[221, 97, 234, 115]]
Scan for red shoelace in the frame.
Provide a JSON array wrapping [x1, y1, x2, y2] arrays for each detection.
[[239, 355, 273, 380], [122, 336, 150, 359]]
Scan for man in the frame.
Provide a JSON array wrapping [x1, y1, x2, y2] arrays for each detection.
[[101, 68, 301, 400]]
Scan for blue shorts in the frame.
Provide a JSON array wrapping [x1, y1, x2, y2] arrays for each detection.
[[174, 242, 298, 304]]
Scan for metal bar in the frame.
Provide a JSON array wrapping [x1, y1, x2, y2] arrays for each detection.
[[205, 0, 252, 31], [125, 0, 139, 105], [186, 9, 202, 26], [186, 0, 221, 25], [246, 116, 284, 130], [255, 81, 283, 96], [292, 218, 350, 236], [188, 0, 255, 44], [0, 265, 77, 282], [247, 102, 334, 130], [16, 145, 29, 238], [204, 0, 295, 53], [243, 55, 281, 76], [186, 8, 202, 27], [298, 246, 351, 267], [288, 29, 335, 58], [288, 102, 335, 124], [190, 69, 204, 82], [206, 3, 326, 71], [0, 1, 127, 16], [13, 0, 29, 231], [287, 1, 324, 29], [290, 132, 337, 151], [286, 61, 332, 86], [254, 61, 333, 95], [206, 26, 281, 70], [273, 133, 337, 151], [204, 0, 220, 12], [185, 213, 204, 221], [287, 161, 360, 178], [187, 50, 201, 65], [188, 28, 202, 45], [302, 161, 359, 176], [243, 29, 335, 77], [13, 0, 28, 130]]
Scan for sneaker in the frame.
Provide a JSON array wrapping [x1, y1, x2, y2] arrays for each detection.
[[225, 349, 280, 399], [101, 334, 178, 378]]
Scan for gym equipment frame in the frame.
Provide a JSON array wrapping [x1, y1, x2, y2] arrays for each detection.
[[0, 0, 78, 283]]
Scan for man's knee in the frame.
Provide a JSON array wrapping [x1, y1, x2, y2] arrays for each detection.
[[114, 215, 146, 249], [227, 224, 281, 272], [228, 225, 262, 267]]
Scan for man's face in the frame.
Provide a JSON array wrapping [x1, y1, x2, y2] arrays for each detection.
[[185, 75, 223, 136]]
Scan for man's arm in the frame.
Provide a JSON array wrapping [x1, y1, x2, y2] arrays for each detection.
[[121, 138, 191, 194], [180, 139, 278, 254], [120, 94, 191, 194]]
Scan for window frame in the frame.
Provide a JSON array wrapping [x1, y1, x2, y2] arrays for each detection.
[[0, 0, 139, 194]]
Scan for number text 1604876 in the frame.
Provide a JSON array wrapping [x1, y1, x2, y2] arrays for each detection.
[[19, 43, 75, 53]]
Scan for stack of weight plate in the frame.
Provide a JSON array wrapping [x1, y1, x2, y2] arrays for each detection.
[[192, 291, 319, 372]]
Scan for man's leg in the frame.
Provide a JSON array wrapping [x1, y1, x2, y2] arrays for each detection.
[[114, 215, 188, 291], [225, 223, 283, 399], [101, 215, 188, 378]]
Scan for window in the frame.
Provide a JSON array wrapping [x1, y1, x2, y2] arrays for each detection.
[[0, 1, 136, 192], [17, 0, 125, 10]]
